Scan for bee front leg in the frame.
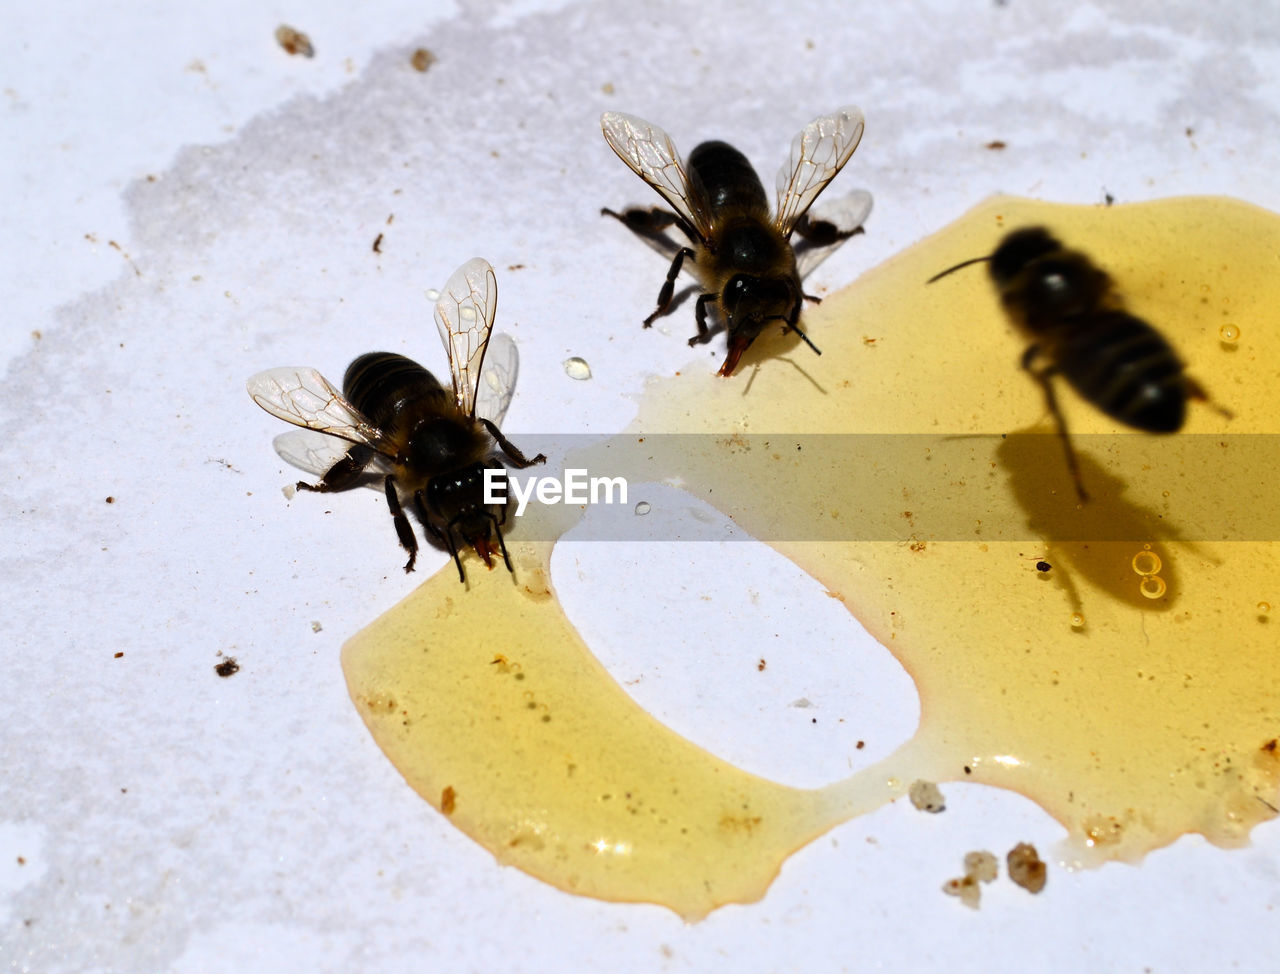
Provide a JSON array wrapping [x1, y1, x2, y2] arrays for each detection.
[[479, 418, 547, 468], [644, 247, 697, 328], [383, 475, 418, 573], [295, 444, 374, 493], [417, 493, 465, 583], [1021, 345, 1088, 502], [1184, 376, 1235, 420], [601, 206, 697, 248], [688, 292, 717, 347]]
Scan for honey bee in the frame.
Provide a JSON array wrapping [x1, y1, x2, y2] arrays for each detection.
[[247, 258, 546, 581], [928, 227, 1226, 499], [601, 107, 871, 375]]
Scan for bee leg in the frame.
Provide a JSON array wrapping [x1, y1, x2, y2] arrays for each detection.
[[601, 206, 696, 248], [687, 292, 717, 347], [381, 476, 418, 572], [643, 247, 697, 328], [418, 494, 466, 583], [1184, 376, 1235, 420], [294, 444, 374, 492], [1021, 346, 1088, 502], [793, 214, 865, 247], [479, 418, 547, 468]]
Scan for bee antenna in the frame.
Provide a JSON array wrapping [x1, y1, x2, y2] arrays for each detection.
[[490, 514, 514, 574], [787, 322, 823, 357], [926, 255, 991, 284]]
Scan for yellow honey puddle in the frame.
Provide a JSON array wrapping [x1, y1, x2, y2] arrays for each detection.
[[343, 196, 1280, 920]]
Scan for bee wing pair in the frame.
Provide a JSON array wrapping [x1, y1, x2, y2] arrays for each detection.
[[247, 258, 518, 478], [600, 106, 870, 256]]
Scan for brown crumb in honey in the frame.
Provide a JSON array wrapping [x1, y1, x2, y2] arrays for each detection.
[[275, 25, 315, 58], [757, 658, 767, 672], [908, 779, 946, 813], [943, 849, 998, 909], [410, 48, 436, 72], [942, 874, 981, 909], [214, 657, 240, 678], [1007, 842, 1047, 893], [441, 785, 456, 815], [963, 850, 998, 883]]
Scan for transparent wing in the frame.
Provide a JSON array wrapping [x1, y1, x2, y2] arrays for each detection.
[[600, 111, 712, 241], [246, 367, 394, 453], [273, 429, 389, 482], [774, 106, 865, 237], [475, 332, 519, 427], [794, 188, 874, 280], [434, 257, 498, 418]]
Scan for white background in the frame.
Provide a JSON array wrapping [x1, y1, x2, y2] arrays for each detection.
[[3, 1, 1279, 971]]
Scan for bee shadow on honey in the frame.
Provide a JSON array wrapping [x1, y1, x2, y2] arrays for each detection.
[[997, 431, 1189, 611]]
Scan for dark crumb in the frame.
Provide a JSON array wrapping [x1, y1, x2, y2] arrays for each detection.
[[507, 263, 526, 271], [17, 857, 25, 865], [276, 25, 314, 58], [985, 140, 1007, 150], [1185, 126, 1195, 137], [410, 48, 436, 72], [856, 740, 865, 749], [215, 658, 240, 678], [1036, 560, 1051, 572], [113, 652, 124, 659], [372, 232, 384, 254], [757, 658, 767, 672], [105, 496, 115, 504], [1263, 738, 1277, 753], [1104, 190, 1115, 206], [1007, 842, 1047, 893], [964, 765, 972, 774], [441, 785, 457, 815]]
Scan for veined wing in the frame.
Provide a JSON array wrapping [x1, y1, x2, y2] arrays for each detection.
[[601, 111, 712, 242], [474, 332, 519, 427], [247, 367, 395, 453], [272, 429, 385, 481], [434, 257, 498, 418], [775, 106, 865, 237]]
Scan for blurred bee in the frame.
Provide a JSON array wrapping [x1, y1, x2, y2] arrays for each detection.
[[601, 107, 871, 376], [928, 227, 1227, 500], [247, 258, 546, 581]]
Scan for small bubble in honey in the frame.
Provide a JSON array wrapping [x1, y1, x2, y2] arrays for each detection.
[[1131, 550, 1162, 576], [1069, 612, 1085, 630], [1219, 322, 1240, 345], [1139, 575, 1168, 600]]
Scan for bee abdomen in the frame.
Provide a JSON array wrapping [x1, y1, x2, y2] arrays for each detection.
[[1059, 312, 1186, 432], [687, 140, 769, 216], [343, 352, 445, 426]]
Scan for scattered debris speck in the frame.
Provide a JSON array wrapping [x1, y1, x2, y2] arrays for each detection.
[[411, 48, 436, 72], [441, 785, 457, 815], [276, 25, 314, 58], [215, 657, 240, 678], [942, 849, 998, 909], [908, 779, 946, 813], [1007, 842, 1047, 893], [311, 621, 323, 633], [282, 484, 296, 500]]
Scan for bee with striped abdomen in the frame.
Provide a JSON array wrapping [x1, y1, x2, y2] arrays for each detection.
[[601, 107, 871, 376], [928, 227, 1227, 500], [247, 258, 545, 581]]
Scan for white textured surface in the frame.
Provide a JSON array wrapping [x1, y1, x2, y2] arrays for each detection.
[[3, 1, 1279, 971]]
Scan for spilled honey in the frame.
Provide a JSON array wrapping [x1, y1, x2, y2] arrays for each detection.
[[343, 196, 1280, 919]]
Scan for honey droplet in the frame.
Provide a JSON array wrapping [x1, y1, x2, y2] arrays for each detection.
[[1219, 323, 1241, 343], [634, 501, 651, 516], [1131, 550, 1162, 576], [1139, 575, 1168, 599], [563, 357, 592, 380]]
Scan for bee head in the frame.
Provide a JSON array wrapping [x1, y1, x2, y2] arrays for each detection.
[[719, 274, 799, 376], [988, 227, 1063, 286]]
